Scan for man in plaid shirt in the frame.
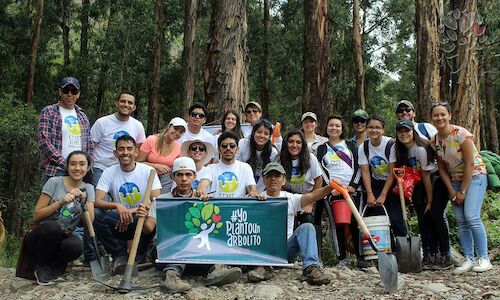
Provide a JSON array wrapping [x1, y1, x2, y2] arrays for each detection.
[[38, 77, 93, 184]]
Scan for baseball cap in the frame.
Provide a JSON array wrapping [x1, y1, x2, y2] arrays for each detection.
[[352, 109, 369, 120], [263, 162, 286, 176], [181, 139, 214, 166], [301, 112, 318, 122], [395, 100, 415, 111], [169, 117, 188, 131], [60, 77, 80, 91], [396, 119, 414, 131], [171, 157, 196, 175], [245, 101, 262, 111]]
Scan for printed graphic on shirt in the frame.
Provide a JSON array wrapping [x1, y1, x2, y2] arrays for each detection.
[[370, 156, 389, 176], [290, 166, 306, 185], [218, 172, 239, 193], [113, 130, 130, 145], [192, 179, 200, 190], [325, 145, 346, 169], [408, 157, 421, 170], [119, 182, 142, 207], [64, 116, 81, 135]]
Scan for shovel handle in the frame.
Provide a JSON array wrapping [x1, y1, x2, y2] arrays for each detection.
[[393, 168, 408, 221], [83, 208, 96, 238], [393, 167, 405, 183], [126, 169, 156, 266]]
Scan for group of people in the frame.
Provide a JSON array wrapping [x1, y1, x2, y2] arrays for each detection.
[[26, 76, 492, 292]]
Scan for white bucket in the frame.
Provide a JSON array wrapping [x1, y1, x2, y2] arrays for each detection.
[[359, 205, 392, 260]]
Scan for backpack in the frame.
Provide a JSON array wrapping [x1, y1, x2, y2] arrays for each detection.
[[418, 123, 431, 140], [316, 140, 360, 189]]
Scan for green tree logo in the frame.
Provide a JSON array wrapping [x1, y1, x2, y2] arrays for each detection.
[[184, 202, 223, 235]]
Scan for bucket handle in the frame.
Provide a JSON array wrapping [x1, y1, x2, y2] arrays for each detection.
[[360, 204, 390, 223]]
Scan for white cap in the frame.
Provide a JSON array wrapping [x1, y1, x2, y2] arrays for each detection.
[[169, 117, 188, 131], [171, 157, 196, 175]]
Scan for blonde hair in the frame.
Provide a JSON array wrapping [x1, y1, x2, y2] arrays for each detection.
[[155, 125, 172, 153]]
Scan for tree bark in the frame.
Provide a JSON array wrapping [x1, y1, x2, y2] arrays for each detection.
[[483, 58, 498, 153], [450, 0, 480, 147], [303, 0, 329, 128], [147, 0, 165, 135], [260, 0, 270, 118], [59, 0, 70, 68], [353, 0, 365, 109], [181, 0, 200, 117], [415, 0, 440, 121], [203, 0, 249, 122], [25, 0, 44, 105], [80, 0, 89, 59]]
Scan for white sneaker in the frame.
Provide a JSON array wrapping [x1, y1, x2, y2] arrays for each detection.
[[453, 258, 474, 275], [472, 258, 492, 272]]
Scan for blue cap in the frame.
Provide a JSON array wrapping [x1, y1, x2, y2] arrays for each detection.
[[396, 119, 414, 131], [60, 77, 80, 90]]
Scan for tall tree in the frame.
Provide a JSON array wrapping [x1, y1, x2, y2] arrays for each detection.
[[25, 0, 44, 104], [148, 0, 165, 134], [415, 0, 440, 121], [353, 0, 365, 109], [204, 0, 249, 121], [482, 58, 498, 153], [303, 0, 329, 127], [181, 0, 201, 117], [59, 0, 70, 69], [260, 0, 270, 118]]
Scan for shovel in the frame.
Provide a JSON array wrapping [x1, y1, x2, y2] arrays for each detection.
[[81, 197, 112, 281], [393, 167, 422, 273], [329, 180, 399, 293]]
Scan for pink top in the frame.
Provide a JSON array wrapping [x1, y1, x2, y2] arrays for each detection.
[[139, 135, 181, 174], [431, 125, 486, 181]]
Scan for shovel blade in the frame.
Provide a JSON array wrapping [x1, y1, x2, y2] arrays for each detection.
[[410, 236, 422, 272], [377, 251, 399, 293], [90, 257, 111, 281], [396, 236, 412, 273]]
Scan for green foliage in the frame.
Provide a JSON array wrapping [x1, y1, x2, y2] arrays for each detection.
[[0, 234, 19, 268]]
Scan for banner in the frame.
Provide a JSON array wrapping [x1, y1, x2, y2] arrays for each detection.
[[155, 197, 291, 266]]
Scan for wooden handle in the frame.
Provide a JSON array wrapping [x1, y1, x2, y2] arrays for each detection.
[[272, 122, 281, 144], [126, 169, 156, 266], [398, 181, 408, 222], [83, 208, 95, 238], [392, 167, 405, 183]]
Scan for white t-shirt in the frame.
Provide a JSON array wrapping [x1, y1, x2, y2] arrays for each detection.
[[264, 191, 302, 239], [200, 160, 256, 198], [320, 140, 354, 186], [59, 106, 82, 159], [288, 153, 322, 194], [358, 136, 396, 180], [179, 128, 217, 160], [390, 143, 435, 172], [236, 138, 279, 192], [414, 122, 437, 141], [96, 162, 162, 209], [306, 135, 328, 156], [241, 124, 283, 151], [91, 114, 146, 170]]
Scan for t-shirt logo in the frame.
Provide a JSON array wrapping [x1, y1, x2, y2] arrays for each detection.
[[64, 116, 81, 135], [113, 130, 130, 145], [408, 157, 421, 170], [218, 172, 239, 193], [119, 182, 142, 206], [290, 166, 306, 185], [370, 156, 389, 176], [327, 148, 341, 161]]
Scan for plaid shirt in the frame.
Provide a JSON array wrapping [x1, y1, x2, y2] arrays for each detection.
[[38, 103, 93, 176]]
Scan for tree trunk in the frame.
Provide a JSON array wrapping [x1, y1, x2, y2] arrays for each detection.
[[303, 0, 329, 128], [59, 0, 70, 69], [415, 0, 440, 121], [181, 0, 200, 117], [80, 0, 89, 60], [483, 58, 498, 153], [147, 0, 165, 135], [353, 0, 365, 109], [25, 0, 44, 105], [260, 0, 270, 118], [449, 0, 480, 147], [203, 0, 249, 122]]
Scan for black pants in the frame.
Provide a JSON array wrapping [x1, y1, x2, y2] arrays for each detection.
[[25, 220, 82, 271], [427, 176, 450, 254], [412, 181, 431, 256]]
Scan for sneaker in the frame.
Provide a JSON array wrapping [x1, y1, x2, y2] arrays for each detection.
[[472, 258, 492, 272], [206, 265, 242, 286], [34, 265, 55, 286], [247, 266, 273, 283], [161, 270, 192, 293], [453, 258, 474, 275], [301, 265, 331, 286], [355, 258, 372, 269], [422, 254, 437, 270], [433, 254, 453, 270]]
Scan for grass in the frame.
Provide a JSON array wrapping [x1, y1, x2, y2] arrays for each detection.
[[0, 234, 20, 268]]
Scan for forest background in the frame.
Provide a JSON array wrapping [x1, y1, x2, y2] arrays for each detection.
[[0, 0, 498, 266]]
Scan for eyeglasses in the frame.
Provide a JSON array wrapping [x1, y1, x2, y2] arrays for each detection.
[[62, 87, 79, 95], [352, 117, 366, 124], [367, 125, 384, 130], [189, 145, 206, 152], [396, 108, 413, 114], [220, 143, 237, 149], [190, 112, 206, 119], [246, 109, 260, 114], [431, 101, 448, 108]]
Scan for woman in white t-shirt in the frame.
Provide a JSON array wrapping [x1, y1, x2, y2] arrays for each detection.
[[280, 130, 323, 225]]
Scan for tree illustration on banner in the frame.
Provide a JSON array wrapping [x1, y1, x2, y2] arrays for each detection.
[[184, 202, 223, 251]]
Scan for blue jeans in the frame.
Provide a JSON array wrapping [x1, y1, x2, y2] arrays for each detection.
[[287, 223, 321, 269], [451, 174, 488, 259], [92, 167, 104, 187]]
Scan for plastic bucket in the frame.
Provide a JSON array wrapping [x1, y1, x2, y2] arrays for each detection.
[[330, 199, 352, 225], [359, 205, 392, 260]]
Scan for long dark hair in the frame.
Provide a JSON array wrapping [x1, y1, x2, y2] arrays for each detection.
[[395, 127, 435, 167], [221, 110, 243, 139], [280, 130, 310, 181], [247, 119, 274, 173]]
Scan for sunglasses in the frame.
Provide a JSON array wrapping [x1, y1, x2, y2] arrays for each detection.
[[246, 109, 260, 114], [396, 108, 413, 114], [220, 143, 237, 149], [62, 87, 79, 95], [352, 118, 366, 124], [431, 101, 448, 108], [189, 145, 206, 152], [190, 112, 206, 119]]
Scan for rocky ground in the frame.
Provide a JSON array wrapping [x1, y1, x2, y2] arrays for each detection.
[[1, 261, 499, 300]]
